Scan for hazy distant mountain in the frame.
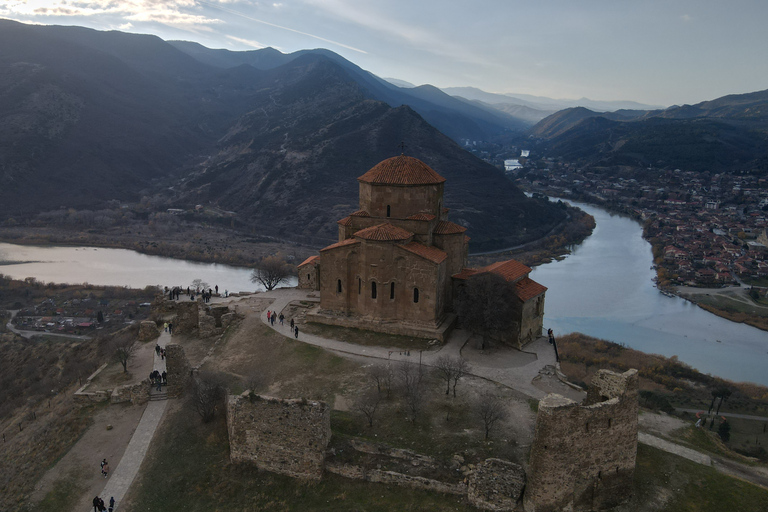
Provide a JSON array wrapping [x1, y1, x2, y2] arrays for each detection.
[[527, 90, 768, 171], [442, 86, 663, 113], [383, 78, 416, 88], [0, 20, 565, 250], [169, 41, 530, 141]]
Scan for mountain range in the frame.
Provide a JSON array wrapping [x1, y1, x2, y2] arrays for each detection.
[[525, 90, 768, 172], [0, 20, 565, 250]]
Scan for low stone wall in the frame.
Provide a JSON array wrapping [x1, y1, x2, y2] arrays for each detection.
[[111, 379, 150, 405], [227, 393, 331, 480], [306, 308, 454, 341], [325, 462, 466, 495], [73, 363, 110, 404], [138, 320, 159, 341], [468, 458, 526, 511]]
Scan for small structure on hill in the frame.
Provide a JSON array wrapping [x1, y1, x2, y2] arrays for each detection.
[[300, 154, 546, 345], [525, 369, 639, 512]]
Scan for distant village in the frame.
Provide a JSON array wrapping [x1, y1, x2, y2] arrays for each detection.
[[514, 160, 768, 289]]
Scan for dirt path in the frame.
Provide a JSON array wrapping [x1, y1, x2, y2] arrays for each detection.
[[30, 403, 146, 510]]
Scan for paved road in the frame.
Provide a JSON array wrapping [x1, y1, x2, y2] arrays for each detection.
[[94, 330, 171, 510], [5, 309, 91, 340]]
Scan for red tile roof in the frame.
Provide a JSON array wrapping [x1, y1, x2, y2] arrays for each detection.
[[407, 213, 437, 221], [481, 259, 532, 282], [350, 210, 370, 217], [358, 156, 446, 186], [337, 216, 353, 227], [434, 220, 466, 235], [354, 223, 413, 241], [515, 277, 547, 301], [452, 268, 479, 280], [297, 255, 320, 267], [399, 242, 447, 264], [320, 238, 360, 252]]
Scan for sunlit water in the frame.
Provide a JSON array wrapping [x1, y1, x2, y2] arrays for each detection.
[[530, 201, 768, 385], [0, 243, 295, 293]]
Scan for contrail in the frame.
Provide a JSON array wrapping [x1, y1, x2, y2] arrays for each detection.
[[195, 0, 367, 54]]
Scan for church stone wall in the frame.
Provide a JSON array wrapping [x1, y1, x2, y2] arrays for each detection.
[[359, 182, 444, 219], [519, 295, 545, 348], [226, 393, 331, 480], [524, 369, 638, 512], [298, 263, 319, 290]]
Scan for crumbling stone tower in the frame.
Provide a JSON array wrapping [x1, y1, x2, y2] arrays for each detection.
[[524, 369, 639, 512]]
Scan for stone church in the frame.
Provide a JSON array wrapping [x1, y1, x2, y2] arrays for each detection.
[[299, 155, 546, 346]]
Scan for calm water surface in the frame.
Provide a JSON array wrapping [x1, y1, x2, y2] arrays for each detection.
[[530, 201, 768, 385], [0, 243, 294, 293]]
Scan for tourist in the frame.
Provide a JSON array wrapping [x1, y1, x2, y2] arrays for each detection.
[[290, 318, 294, 330], [109, 496, 115, 512], [279, 313, 284, 325], [162, 370, 167, 385], [155, 344, 160, 355], [294, 325, 299, 338], [93, 496, 101, 512], [267, 310, 271, 322], [164, 322, 168, 332], [102, 461, 109, 478], [548, 328, 554, 344], [215, 285, 219, 294], [100, 458, 107, 477], [168, 322, 173, 335]]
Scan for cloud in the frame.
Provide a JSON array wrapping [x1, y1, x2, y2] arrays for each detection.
[[681, 14, 692, 22], [1, 0, 222, 29], [226, 34, 267, 48]]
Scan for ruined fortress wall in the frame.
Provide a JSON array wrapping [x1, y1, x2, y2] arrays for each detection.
[[226, 393, 331, 480], [525, 369, 638, 512], [165, 344, 192, 399], [173, 301, 199, 334]]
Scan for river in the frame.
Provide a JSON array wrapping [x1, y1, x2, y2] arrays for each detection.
[[530, 201, 768, 386], [1, 211, 767, 385], [0, 243, 294, 293]]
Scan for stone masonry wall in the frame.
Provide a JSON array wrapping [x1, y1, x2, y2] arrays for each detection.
[[524, 369, 639, 512], [227, 393, 331, 480], [111, 380, 150, 405], [165, 344, 192, 399], [468, 458, 526, 511], [173, 301, 199, 334]]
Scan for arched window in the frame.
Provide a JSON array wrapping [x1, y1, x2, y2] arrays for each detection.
[[307, 273, 311, 281], [337, 279, 342, 293], [413, 287, 419, 303], [358, 277, 361, 294], [386, 205, 391, 217], [371, 281, 377, 299], [390, 282, 395, 300]]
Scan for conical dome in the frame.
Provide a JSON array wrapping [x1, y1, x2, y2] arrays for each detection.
[[358, 156, 446, 185]]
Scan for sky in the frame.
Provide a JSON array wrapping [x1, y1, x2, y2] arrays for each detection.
[[1, 0, 767, 107]]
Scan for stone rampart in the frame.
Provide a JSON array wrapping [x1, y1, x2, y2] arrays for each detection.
[[325, 462, 466, 495], [173, 301, 199, 334], [138, 320, 159, 341], [165, 344, 192, 398], [468, 458, 525, 511], [226, 393, 331, 480], [524, 369, 638, 512]]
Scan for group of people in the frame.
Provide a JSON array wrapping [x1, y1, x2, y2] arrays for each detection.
[[162, 322, 174, 335], [155, 344, 167, 359], [92, 495, 115, 512], [165, 284, 224, 302], [150, 370, 167, 391], [266, 310, 299, 338]]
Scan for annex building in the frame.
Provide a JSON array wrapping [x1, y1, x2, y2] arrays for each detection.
[[299, 155, 546, 346]]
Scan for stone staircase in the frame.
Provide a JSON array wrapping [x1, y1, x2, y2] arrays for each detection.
[[149, 387, 168, 401]]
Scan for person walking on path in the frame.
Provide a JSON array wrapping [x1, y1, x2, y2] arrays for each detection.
[[93, 496, 101, 512], [294, 325, 299, 338], [155, 344, 161, 355], [279, 313, 284, 325], [102, 461, 110, 478], [290, 318, 294, 330], [163, 322, 168, 332], [100, 458, 108, 477], [109, 496, 115, 512], [168, 322, 173, 335], [267, 310, 271, 323]]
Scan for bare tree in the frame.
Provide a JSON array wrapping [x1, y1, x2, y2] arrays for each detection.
[[244, 371, 266, 393], [454, 272, 520, 349], [191, 370, 226, 423], [368, 363, 392, 397], [477, 392, 507, 440], [450, 358, 470, 398], [398, 361, 423, 423], [111, 331, 137, 373], [251, 255, 294, 291], [354, 388, 382, 427]]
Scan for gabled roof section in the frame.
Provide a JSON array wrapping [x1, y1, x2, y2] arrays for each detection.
[[434, 220, 467, 235], [319, 238, 360, 252], [399, 241, 447, 264], [407, 213, 437, 221], [298, 255, 320, 268], [354, 223, 413, 241], [358, 156, 446, 186], [337, 216, 353, 227], [452, 268, 479, 280], [515, 277, 547, 301], [350, 210, 370, 217], [481, 259, 532, 282]]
